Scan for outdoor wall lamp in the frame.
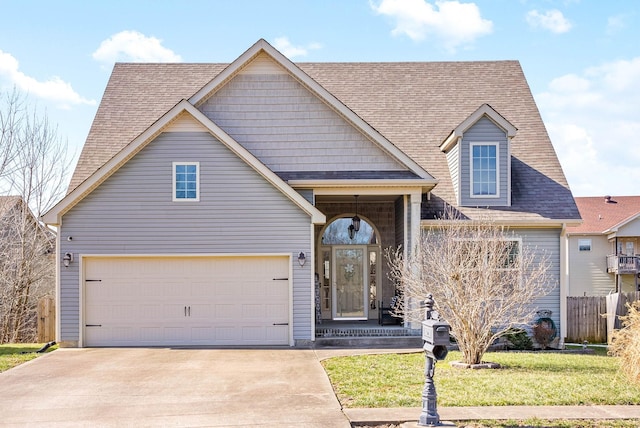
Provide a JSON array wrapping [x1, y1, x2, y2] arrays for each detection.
[[297, 252, 306, 267], [63, 252, 73, 268]]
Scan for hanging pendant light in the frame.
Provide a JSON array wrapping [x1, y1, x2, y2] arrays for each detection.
[[352, 195, 361, 232], [348, 224, 356, 240]]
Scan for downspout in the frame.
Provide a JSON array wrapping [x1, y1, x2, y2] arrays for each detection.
[[559, 223, 567, 348], [615, 237, 619, 292]]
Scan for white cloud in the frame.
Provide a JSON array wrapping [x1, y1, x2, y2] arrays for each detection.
[[272, 37, 322, 59], [606, 14, 627, 36], [370, 0, 492, 52], [537, 57, 640, 196], [92, 30, 182, 64], [0, 50, 95, 108], [526, 9, 572, 34]]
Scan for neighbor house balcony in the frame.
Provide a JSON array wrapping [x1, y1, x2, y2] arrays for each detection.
[[607, 255, 640, 274]]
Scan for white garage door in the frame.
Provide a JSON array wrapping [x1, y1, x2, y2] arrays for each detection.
[[83, 256, 290, 347]]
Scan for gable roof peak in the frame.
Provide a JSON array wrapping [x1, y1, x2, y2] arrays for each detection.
[[440, 103, 517, 152]]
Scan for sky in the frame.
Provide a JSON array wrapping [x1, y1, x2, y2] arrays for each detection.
[[0, 0, 638, 197]]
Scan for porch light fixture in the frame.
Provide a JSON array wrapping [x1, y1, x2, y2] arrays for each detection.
[[297, 251, 306, 267], [348, 224, 356, 240], [352, 195, 361, 232], [63, 252, 73, 268]]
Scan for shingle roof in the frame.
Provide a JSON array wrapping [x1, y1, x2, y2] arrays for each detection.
[[567, 196, 640, 234], [69, 59, 580, 222]]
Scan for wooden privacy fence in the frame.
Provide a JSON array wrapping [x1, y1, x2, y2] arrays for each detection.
[[37, 297, 55, 343], [566, 296, 607, 343], [566, 292, 640, 344]]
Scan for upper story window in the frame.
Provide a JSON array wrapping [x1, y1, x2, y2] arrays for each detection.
[[470, 143, 498, 198], [173, 162, 199, 201]]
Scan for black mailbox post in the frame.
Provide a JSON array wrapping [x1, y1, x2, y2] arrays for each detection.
[[419, 294, 450, 426]]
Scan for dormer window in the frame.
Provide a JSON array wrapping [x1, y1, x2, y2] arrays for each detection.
[[440, 104, 516, 207], [470, 143, 498, 198]]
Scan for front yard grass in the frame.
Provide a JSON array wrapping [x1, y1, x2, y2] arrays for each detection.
[[322, 350, 640, 408], [0, 343, 57, 372]]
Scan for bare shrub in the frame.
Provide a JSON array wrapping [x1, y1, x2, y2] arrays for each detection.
[[386, 216, 553, 365], [609, 301, 640, 385]]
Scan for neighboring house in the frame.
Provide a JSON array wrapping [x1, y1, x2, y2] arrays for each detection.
[[566, 196, 640, 296], [0, 196, 55, 343], [43, 39, 580, 348]]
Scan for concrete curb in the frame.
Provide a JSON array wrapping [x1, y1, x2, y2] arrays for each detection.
[[344, 405, 640, 425]]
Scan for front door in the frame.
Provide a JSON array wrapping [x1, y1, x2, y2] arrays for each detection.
[[332, 245, 368, 320]]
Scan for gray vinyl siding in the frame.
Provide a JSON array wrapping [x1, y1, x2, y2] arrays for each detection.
[[460, 117, 509, 207], [567, 235, 615, 296], [59, 132, 314, 343], [618, 218, 640, 236], [297, 189, 314, 204], [199, 73, 407, 173], [516, 228, 562, 331], [445, 143, 460, 203]]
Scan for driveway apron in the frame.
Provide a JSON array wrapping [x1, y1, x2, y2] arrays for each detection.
[[0, 348, 350, 427]]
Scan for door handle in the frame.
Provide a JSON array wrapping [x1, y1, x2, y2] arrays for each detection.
[[188, 306, 191, 317]]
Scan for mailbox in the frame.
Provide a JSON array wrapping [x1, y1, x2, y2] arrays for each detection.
[[422, 319, 450, 361]]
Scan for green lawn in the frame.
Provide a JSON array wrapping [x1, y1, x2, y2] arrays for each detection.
[[0, 343, 57, 372], [322, 350, 640, 408]]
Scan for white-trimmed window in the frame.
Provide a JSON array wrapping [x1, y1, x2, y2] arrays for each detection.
[[173, 162, 199, 201], [578, 239, 592, 252], [470, 143, 499, 198]]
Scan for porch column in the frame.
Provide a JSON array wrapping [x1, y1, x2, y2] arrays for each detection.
[[409, 191, 422, 255], [407, 191, 422, 330]]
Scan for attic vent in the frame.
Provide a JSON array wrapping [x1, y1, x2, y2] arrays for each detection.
[[604, 195, 617, 204]]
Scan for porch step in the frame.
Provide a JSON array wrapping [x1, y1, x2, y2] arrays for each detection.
[[314, 325, 422, 348], [314, 335, 423, 348], [316, 326, 417, 337]]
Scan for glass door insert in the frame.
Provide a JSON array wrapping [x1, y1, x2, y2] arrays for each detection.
[[332, 246, 368, 320]]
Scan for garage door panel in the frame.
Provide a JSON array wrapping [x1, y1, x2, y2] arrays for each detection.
[[84, 256, 290, 347], [140, 327, 163, 342]]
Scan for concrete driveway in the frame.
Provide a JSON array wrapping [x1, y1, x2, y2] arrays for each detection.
[[0, 348, 351, 427]]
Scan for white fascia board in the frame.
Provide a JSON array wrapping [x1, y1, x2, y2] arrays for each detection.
[[43, 100, 326, 226], [439, 132, 460, 153], [289, 178, 437, 190], [440, 104, 517, 153], [188, 39, 434, 181], [312, 185, 427, 197], [421, 218, 582, 228], [604, 212, 640, 234]]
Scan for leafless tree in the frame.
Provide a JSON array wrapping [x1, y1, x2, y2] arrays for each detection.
[[0, 89, 71, 343], [387, 217, 553, 365]]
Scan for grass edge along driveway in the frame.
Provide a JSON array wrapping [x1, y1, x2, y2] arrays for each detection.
[[0, 343, 58, 372], [322, 350, 640, 408]]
